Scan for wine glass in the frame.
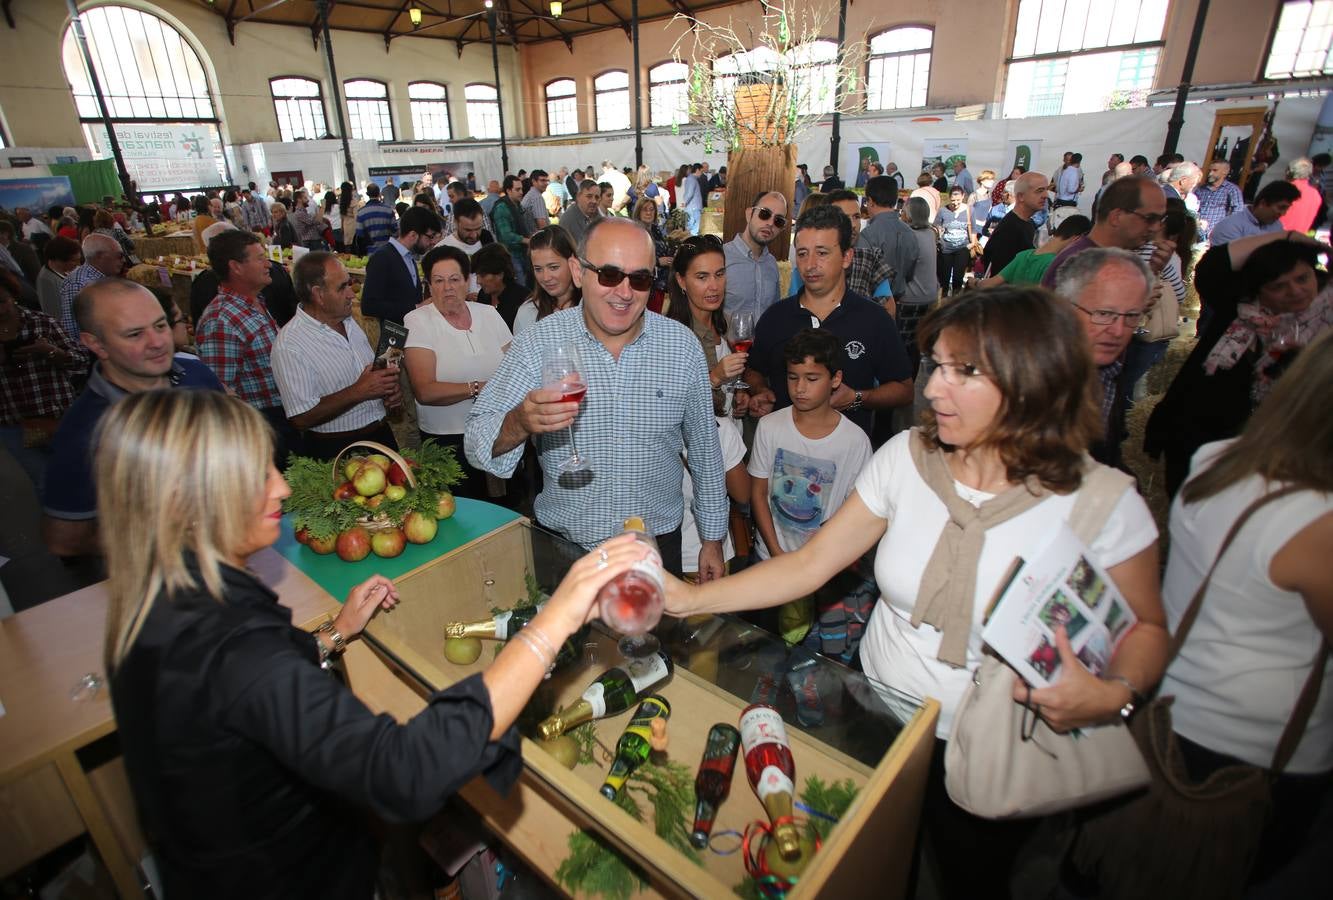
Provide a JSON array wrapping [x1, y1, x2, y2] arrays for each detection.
[[542, 341, 591, 478], [1267, 320, 1301, 362], [728, 311, 755, 391]]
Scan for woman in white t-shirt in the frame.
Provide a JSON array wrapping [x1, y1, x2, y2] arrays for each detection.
[[404, 245, 512, 501], [1150, 330, 1333, 889], [666, 286, 1167, 900]]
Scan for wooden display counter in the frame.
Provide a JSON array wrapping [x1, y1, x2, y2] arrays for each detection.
[[2, 502, 936, 899]]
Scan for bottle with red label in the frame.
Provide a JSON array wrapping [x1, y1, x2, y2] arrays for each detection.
[[738, 703, 801, 862]]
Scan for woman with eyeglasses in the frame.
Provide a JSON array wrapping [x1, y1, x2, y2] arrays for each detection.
[[663, 286, 1167, 900], [1146, 230, 1333, 498], [514, 225, 580, 337], [404, 245, 513, 501], [634, 197, 673, 310]]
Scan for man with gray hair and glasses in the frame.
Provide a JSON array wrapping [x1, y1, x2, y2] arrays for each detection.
[[1053, 247, 1154, 469]]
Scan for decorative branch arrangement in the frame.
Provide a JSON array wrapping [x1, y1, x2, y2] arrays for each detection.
[[669, 0, 870, 153]]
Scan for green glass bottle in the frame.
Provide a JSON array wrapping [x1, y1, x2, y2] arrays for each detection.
[[537, 650, 674, 740], [445, 605, 583, 668], [600, 695, 671, 800]]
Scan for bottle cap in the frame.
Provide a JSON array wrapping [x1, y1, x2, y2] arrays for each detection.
[[623, 515, 647, 532]]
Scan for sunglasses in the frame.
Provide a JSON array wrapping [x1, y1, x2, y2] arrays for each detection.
[[580, 259, 655, 292], [752, 206, 788, 229], [681, 234, 723, 250]]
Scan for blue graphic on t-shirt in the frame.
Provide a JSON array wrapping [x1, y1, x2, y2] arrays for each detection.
[[769, 448, 836, 550]]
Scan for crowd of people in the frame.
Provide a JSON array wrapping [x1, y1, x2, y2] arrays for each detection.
[[0, 138, 1329, 899]]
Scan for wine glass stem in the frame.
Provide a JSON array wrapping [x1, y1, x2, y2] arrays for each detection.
[[568, 422, 580, 463]]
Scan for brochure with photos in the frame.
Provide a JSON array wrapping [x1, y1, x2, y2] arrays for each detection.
[[376, 321, 409, 359], [980, 524, 1137, 689]]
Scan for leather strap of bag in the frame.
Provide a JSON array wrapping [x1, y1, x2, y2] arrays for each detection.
[[1165, 483, 1329, 776]]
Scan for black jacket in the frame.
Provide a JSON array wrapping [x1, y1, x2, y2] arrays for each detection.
[[111, 560, 520, 900], [360, 241, 422, 325]]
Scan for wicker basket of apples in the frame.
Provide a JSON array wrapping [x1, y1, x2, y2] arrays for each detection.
[[282, 439, 464, 562]]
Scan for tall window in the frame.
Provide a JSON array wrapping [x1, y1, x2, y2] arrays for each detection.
[[1266, 1, 1333, 79], [61, 5, 226, 191], [409, 82, 451, 140], [344, 79, 393, 141], [545, 79, 578, 135], [786, 40, 840, 116], [594, 70, 630, 132], [270, 77, 328, 142], [649, 62, 689, 127], [1003, 0, 1168, 118], [465, 83, 500, 139], [866, 27, 932, 110], [711, 48, 780, 111]]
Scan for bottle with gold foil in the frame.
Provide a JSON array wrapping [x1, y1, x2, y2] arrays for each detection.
[[444, 604, 544, 641], [536, 650, 674, 740], [599, 695, 671, 800], [739, 703, 802, 862]]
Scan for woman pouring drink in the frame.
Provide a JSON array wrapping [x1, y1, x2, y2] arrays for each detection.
[[101, 389, 647, 900]]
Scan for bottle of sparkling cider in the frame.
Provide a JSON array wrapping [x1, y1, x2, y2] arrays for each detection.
[[536, 650, 674, 740], [739, 703, 802, 862], [599, 695, 672, 799], [691, 723, 741, 848]]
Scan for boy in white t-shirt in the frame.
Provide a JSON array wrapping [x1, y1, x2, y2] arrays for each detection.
[[749, 329, 872, 560]]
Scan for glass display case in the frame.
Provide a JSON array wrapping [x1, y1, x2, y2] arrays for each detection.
[[338, 513, 939, 899]]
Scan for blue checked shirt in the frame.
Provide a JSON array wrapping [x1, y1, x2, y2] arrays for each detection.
[[465, 307, 727, 548], [1193, 180, 1244, 242]]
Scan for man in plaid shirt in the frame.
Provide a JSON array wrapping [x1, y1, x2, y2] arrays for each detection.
[[196, 229, 301, 463], [1193, 160, 1244, 244]]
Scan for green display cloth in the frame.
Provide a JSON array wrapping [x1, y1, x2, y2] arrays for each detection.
[[48, 159, 122, 204], [274, 498, 523, 603]]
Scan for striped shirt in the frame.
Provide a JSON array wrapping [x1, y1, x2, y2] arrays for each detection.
[[355, 200, 396, 254], [271, 305, 384, 433], [464, 307, 727, 548], [196, 288, 283, 410]]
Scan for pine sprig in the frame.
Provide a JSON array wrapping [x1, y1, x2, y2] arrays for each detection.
[[800, 775, 859, 842], [556, 829, 647, 900], [570, 721, 600, 766]]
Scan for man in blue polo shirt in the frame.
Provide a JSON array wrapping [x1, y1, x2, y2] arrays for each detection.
[[744, 205, 913, 438], [42, 279, 223, 558]]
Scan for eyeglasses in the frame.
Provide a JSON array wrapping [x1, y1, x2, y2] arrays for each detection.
[[579, 258, 654, 292], [923, 358, 987, 386], [752, 206, 788, 229], [1072, 303, 1146, 327], [1124, 209, 1165, 226]]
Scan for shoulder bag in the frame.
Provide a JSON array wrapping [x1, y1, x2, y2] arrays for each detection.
[[1071, 484, 1329, 900], [945, 464, 1152, 819], [1136, 277, 1180, 344]]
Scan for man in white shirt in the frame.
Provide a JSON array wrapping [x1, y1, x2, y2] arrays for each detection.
[[16, 207, 51, 243], [600, 161, 632, 215]]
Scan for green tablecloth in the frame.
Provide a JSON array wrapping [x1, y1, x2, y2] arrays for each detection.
[[274, 498, 523, 602]]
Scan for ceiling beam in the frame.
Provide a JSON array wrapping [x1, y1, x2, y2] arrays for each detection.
[[506, 0, 575, 51]]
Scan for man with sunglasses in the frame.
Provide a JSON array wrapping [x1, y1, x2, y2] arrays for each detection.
[[724, 192, 787, 322], [1042, 175, 1172, 289], [1053, 247, 1154, 468], [464, 217, 728, 580]]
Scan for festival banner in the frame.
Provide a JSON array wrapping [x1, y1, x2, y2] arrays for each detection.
[[92, 124, 223, 191]]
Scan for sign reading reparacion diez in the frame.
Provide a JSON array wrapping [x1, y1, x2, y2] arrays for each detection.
[[93, 124, 223, 192]]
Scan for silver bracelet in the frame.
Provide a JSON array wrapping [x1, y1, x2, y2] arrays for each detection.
[[523, 624, 558, 658], [514, 630, 555, 679]]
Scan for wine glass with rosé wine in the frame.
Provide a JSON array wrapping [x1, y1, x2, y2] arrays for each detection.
[[728, 311, 755, 391], [542, 341, 591, 480], [597, 516, 666, 659]]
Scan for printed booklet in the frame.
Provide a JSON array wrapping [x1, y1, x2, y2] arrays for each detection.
[[980, 524, 1137, 688]]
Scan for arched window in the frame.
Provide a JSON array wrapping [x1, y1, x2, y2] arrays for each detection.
[[649, 61, 689, 127], [786, 40, 840, 116], [866, 27, 932, 110], [270, 77, 328, 142], [594, 70, 630, 132], [465, 83, 500, 139], [61, 5, 226, 190], [1003, 0, 1168, 118], [344, 79, 393, 141], [545, 79, 578, 136], [1265, 1, 1333, 79], [409, 82, 451, 141], [712, 48, 780, 111]]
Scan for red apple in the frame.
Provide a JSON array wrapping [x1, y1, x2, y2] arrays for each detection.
[[353, 462, 387, 497], [403, 510, 438, 544], [435, 491, 456, 520], [371, 527, 406, 558], [295, 527, 311, 545], [307, 532, 337, 555], [387, 462, 409, 486], [333, 481, 357, 500], [336, 527, 371, 561]]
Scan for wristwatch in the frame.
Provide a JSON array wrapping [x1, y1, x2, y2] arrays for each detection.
[[847, 390, 864, 411], [315, 620, 347, 669]]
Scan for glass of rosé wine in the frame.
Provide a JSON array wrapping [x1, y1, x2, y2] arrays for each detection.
[[542, 341, 591, 477]]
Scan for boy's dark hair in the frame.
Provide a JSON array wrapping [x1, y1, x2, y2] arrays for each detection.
[[795, 204, 853, 252], [782, 327, 845, 377]]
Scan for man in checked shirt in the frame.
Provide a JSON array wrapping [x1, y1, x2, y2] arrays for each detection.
[[466, 217, 727, 579], [196, 229, 302, 465]]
